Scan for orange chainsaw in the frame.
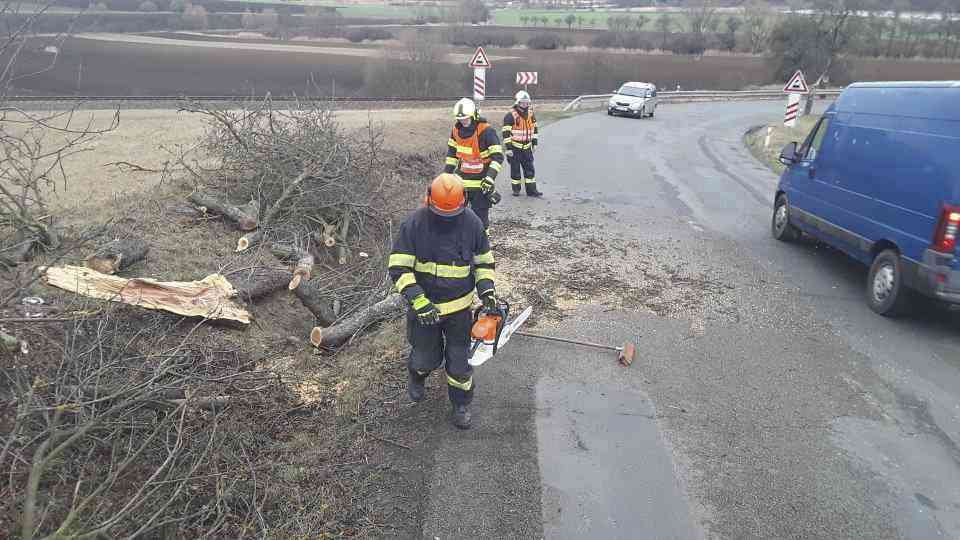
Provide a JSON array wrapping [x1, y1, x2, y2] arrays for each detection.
[[468, 299, 533, 367]]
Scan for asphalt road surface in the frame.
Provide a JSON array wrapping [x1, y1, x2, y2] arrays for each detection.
[[416, 101, 960, 540]]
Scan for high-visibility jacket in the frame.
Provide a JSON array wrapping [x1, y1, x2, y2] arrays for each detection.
[[443, 118, 504, 191], [502, 107, 539, 151], [388, 207, 495, 316]]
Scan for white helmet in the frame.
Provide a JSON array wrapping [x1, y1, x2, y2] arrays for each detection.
[[453, 98, 477, 120], [514, 90, 531, 107]]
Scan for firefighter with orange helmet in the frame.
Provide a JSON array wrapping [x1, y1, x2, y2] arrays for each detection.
[[502, 90, 543, 197], [388, 173, 497, 429], [443, 98, 505, 233]]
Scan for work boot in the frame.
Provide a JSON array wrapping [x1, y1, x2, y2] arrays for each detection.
[[452, 404, 472, 430], [512, 186, 521, 197], [526, 189, 544, 198], [408, 369, 427, 403]]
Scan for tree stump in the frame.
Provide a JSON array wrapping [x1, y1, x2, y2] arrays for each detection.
[[84, 238, 149, 274]]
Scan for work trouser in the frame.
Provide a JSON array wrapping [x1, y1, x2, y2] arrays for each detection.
[[465, 189, 490, 230], [509, 147, 537, 195], [406, 308, 474, 406]]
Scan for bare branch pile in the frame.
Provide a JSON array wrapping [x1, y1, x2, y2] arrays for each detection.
[[181, 97, 405, 345], [2, 309, 283, 538]]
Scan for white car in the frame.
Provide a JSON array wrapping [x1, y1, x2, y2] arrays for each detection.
[[607, 82, 658, 119]]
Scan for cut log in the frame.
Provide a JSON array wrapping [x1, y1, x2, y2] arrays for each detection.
[[269, 244, 314, 290], [231, 267, 292, 303], [84, 238, 149, 274], [310, 293, 405, 349], [289, 253, 314, 290], [41, 265, 251, 325], [294, 282, 337, 327], [236, 231, 263, 253], [188, 191, 259, 231]]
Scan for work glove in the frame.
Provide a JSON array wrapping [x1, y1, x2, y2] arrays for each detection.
[[412, 295, 440, 326], [504, 148, 514, 159], [487, 190, 501, 206], [480, 177, 495, 194]]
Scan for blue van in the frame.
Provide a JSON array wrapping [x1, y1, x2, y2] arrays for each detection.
[[773, 81, 960, 316]]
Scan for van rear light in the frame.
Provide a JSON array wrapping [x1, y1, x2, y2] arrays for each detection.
[[932, 204, 960, 253]]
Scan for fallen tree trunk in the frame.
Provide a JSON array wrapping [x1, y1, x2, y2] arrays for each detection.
[[84, 238, 149, 274], [230, 267, 292, 303], [310, 293, 405, 349], [41, 265, 251, 325], [293, 281, 337, 327], [188, 191, 259, 231]]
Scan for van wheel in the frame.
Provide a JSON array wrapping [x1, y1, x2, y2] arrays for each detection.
[[638, 107, 645, 119], [867, 249, 913, 317], [772, 195, 800, 242], [607, 108, 613, 116]]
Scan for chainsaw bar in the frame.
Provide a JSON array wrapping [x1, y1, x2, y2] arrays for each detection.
[[468, 306, 533, 367]]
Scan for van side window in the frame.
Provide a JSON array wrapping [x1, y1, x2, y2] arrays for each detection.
[[801, 118, 831, 162]]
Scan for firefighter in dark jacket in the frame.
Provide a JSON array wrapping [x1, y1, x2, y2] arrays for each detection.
[[388, 173, 497, 429], [443, 97, 504, 234], [502, 90, 543, 197]]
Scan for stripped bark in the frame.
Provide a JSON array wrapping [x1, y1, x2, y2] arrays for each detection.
[[188, 191, 259, 231], [310, 293, 405, 349], [84, 238, 149, 274], [41, 265, 251, 325]]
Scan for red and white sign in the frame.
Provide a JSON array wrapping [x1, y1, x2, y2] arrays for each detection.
[[784, 93, 801, 127], [473, 68, 486, 102], [468, 47, 492, 69], [516, 72, 538, 85], [783, 70, 809, 94]]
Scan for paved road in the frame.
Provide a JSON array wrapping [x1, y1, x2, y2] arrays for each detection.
[[416, 101, 960, 539]]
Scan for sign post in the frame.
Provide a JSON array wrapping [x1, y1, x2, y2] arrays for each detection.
[[782, 70, 809, 128], [469, 47, 492, 102]]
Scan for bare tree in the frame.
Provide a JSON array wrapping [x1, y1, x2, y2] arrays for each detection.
[[655, 12, 673, 50], [0, 2, 118, 297], [742, 0, 774, 54]]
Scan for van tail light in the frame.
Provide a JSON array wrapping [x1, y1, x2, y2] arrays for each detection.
[[932, 204, 960, 254]]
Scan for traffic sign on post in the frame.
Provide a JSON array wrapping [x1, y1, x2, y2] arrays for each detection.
[[783, 70, 809, 94], [469, 47, 492, 69], [473, 69, 486, 102], [516, 72, 538, 86], [468, 47, 491, 102], [784, 93, 801, 127]]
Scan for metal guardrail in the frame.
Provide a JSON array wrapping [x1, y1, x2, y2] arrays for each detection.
[[6, 90, 844, 106], [563, 89, 845, 112], [4, 95, 580, 103]]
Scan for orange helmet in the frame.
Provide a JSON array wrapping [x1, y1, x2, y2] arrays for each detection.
[[426, 173, 466, 217]]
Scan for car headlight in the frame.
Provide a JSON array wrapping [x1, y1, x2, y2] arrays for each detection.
[[630, 103, 642, 110], [608, 100, 616, 107]]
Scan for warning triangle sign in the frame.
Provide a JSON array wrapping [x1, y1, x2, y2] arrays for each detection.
[[783, 70, 809, 94], [468, 46, 491, 69]]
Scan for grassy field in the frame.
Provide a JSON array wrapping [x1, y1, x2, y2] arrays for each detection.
[[745, 115, 818, 173]]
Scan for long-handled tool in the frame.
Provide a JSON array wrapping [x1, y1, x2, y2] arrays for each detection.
[[514, 331, 637, 366]]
